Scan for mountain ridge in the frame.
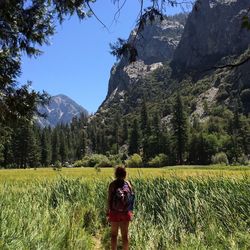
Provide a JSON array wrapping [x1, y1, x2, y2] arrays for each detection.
[[95, 0, 250, 121], [36, 94, 88, 127]]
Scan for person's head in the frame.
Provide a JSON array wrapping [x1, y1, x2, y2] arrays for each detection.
[[115, 165, 127, 179]]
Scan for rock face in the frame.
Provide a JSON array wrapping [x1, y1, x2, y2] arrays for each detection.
[[105, 15, 186, 99], [96, 0, 250, 120], [172, 0, 250, 73], [36, 94, 88, 127]]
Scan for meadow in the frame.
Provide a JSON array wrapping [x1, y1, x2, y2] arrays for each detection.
[[0, 167, 250, 249]]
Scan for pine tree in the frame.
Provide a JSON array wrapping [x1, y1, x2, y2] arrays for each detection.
[[59, 130, 68, 163], [141, 100, 152, 161], [88, 123, 97, 153], [113, 113, 121, 154], [76, 129, 86, 159], [11, 122, 41, 168], [41, 129, 51, 166], [122, 118, 128, 143], [141, 99, 148, 132], [159, 128, 171, 157], [67, 130, 74, 162], [12, 123, 29, 168], [26, 125, 40, 167], [231, 104, 241, 161], [152, 112, 161, 154], [0, 126, 12, 165], [128, 119, 140, 155], [51, 129, 60, 164], [172, 93, 189, 165]]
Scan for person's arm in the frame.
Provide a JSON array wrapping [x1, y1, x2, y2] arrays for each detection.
[[126, 180, 134, 193], [106, 183, 113, 216], [126, 180, 135, 213]]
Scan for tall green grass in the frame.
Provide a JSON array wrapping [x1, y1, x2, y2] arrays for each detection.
[[0, 176, 249, 249]]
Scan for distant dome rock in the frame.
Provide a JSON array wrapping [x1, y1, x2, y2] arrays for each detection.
[[36, 94, 88, 127]]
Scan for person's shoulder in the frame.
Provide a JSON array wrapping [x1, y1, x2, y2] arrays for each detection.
[[109, 180, 116, 189], [110, 180, 117, 185]]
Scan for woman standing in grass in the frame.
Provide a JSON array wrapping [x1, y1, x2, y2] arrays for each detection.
[[106, 166, 135, 250]]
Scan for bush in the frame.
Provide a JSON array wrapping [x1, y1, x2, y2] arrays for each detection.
[[238, 154, 248, 166], [148, 154, 168, 167], [73, 154, 112, 168], [108, 154, 123, 166], [211, 152, 229, 165], [72, 160, 84, 168], [53, 160, 62, 171], [125, 154, 143, 168]]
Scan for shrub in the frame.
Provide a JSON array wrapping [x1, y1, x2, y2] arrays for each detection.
[[211, 152, 229, 165], [125, 154, 142, 168], [108, 154, 123, 166], [238, 154, 248, 166], [73, 154, 112, 168], [89, 154, 111, 168], [148, 154, 168, 167], [53, 160, 62, 171], [72, 160, 84, 168]]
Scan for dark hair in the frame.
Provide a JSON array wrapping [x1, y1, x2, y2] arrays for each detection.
[[115, 166, 126, 179]]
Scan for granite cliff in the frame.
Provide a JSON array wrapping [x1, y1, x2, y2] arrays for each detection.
[[95, 0, 250, 121], [172, 0, 250, 73], [105, 14, 186, 100]]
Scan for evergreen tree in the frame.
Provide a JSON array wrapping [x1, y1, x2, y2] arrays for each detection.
[[141, 99, 149, 133], [122, 118, 128, 143], [88, 122, 97, 153], [188, 133, 200, 164], [26, 125, 40, 167], [0, 126, 12, 165], [143, 112, 162, 161], [59, 130, 68, 163], [67, 130, 74, 162], [12, 123, 29, 168], [172, 93, 188, 165], [141, 101, 152, 161], [152, 112, 161, 154], [51, 129, 60, 164], [128, 119, 140, 155], [11, 122, 40, 168], [113, 113, 121, 154], [41, 129, 51, 166], [227, 101, 245, 162], [76, 129, 86, 159], [159, 129, 171, 157], [240, 116, 250, 156]]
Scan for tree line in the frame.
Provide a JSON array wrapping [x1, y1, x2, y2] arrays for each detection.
[[0, 115, 87, 168], [1, 93, 249, 168], [88, 94, 250, 166]]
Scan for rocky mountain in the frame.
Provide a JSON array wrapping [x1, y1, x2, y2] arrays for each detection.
[[95, 0, 250, 122], [104, 13, 186, 102], [36, 94, 88, 127], [172, 0, 250, 73]]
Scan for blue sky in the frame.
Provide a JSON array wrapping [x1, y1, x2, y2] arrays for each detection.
[[19, 1, 190, 113]]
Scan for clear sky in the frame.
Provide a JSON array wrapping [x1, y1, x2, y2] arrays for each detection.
[[19, 1, 190, 113]]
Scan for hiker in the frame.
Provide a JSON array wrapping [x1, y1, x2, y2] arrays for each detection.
[[106, 166, 135, 250]]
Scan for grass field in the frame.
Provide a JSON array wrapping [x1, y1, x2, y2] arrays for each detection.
[[0, 165, 249, 182], [0, 167, 249, 249]]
